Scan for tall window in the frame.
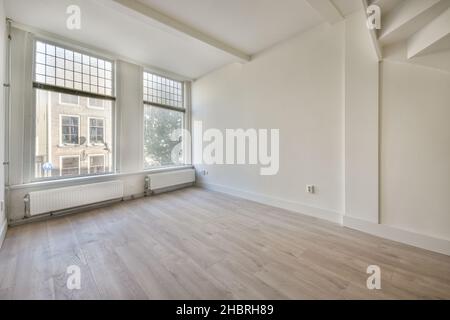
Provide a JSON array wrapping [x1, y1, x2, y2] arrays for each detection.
[[143, 72, 185, 168], [34, 40, 115, 180]]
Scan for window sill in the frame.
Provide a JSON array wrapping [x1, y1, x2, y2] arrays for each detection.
[[58, 144, 81, 148], [7, 165, 194, 191], [87, 143, 106, 147]]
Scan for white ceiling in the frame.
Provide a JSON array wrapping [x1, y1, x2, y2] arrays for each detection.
[[4, 0, 362, 79], [137, 0, 323, 55], [331, 0, 363, 16]]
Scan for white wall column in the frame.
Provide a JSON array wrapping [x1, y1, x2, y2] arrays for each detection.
[[344, 11, 380, 224]]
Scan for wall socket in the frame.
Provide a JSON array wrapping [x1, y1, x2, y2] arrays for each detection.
[[306, 185, 315, 194], [201, 169, 209, 176], [0, 200, 4, 214]]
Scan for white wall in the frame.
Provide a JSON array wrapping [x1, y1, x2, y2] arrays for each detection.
[[384, 41, 450, 74], [8, 27, 32, 186], [0, 0, 7, 246], [344, 11, 379, 224], [117, 60, 144, 174], [193, 23, 346, 222], [380, 60, 450, 241]]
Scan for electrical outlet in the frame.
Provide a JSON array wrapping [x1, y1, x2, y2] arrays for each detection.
[[0, 200, 4, 214], [201, 169, 209, 176], [306, 185, 315, 194]]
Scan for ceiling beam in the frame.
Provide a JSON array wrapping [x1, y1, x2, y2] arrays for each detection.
[[305, 0, 344, 24], [369, 0, 404, 15], [379, 0, 450, 46], [111, 0, 251, 62], [407, 8, 450, 58]]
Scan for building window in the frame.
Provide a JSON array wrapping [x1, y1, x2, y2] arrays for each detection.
[[88, 98, 104, 109], [143, 72, 185, 168], [88, 155, 105, 174], [60, 156, 80, 176], [35, 41, 114, 96], [59, 93, 80, 106], [89, 118, 105, 144], [60, 115, 80, 145]]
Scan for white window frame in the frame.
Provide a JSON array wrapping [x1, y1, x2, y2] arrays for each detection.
[[88, 154, 106, 174], [60, 114, 81, 146], [87, 98, 105, 110], [88, 116, 105, 145], [30, 38, 118, 183], [59, 155, 81, 176], [59, 93, 80, 106]]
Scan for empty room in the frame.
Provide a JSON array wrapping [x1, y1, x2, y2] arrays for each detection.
[[0, 0, 449, 306]]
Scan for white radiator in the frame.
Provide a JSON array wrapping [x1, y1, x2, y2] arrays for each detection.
[[26, 180, 124, 216], [145, 169, 195, 193]]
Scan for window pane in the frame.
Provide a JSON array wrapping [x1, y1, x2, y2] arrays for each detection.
[[144, 106, 184, 168], [36, 53, 45, 64], [34, 89, 114, 179], [36, 41, 46, 53], [89, 155, 105, 174]]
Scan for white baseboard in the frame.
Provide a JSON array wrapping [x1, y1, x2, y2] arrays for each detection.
[[197, 182, 343, 224], [343, 216, 450, 256], [0, 219, 7, 250], [198, 182, 450, 256]]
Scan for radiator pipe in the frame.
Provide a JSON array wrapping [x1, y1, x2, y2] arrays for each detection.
[[4, 18, 12, 186], [23, 194, 30, 217], [144, 176, 150, 196]]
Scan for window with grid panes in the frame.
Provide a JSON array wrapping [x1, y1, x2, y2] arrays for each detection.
[[33, 40, 115, 180], [143, 72, 186, 168], [35, 41, 113, 96]]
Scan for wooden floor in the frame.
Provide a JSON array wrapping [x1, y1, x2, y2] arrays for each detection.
[[0, 187, 449, 300]]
